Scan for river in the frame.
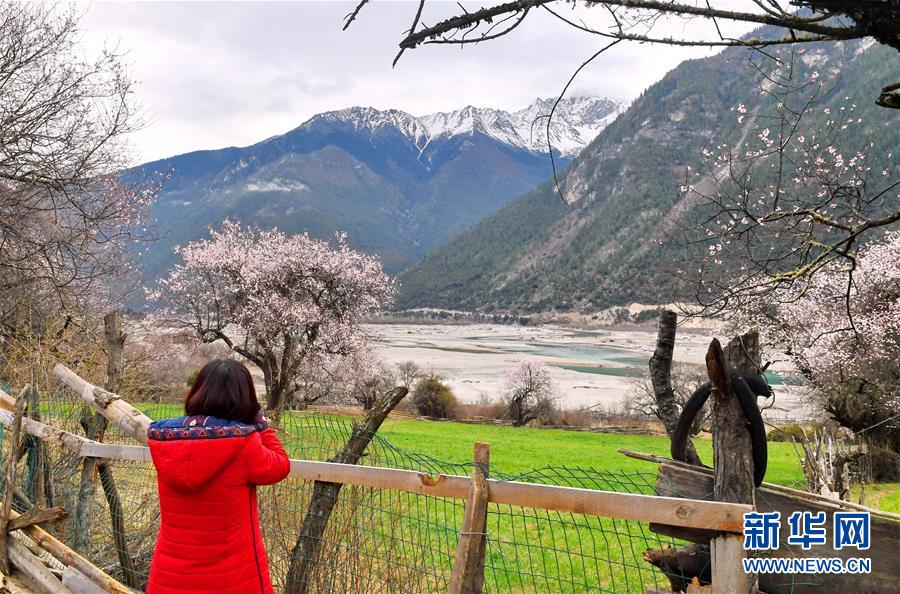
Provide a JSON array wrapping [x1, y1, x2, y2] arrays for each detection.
[[366, 323, 811, 422]]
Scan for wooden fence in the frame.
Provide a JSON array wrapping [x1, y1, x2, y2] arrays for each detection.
[[32, 364, 751, 593]]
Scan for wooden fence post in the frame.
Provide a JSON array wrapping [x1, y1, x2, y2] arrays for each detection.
[[448, 442, 490, 594], [706, 332, 760, 593], [0, 388, 26, 575]]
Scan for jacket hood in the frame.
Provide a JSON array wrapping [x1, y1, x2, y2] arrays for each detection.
[[148, 415, 257, 492]]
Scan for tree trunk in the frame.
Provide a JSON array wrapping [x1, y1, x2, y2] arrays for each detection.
[[98, 463, 139, 586], [707, 331, 760, 593], [714, 331, 760, 505], [285, 387, 408, 594], [649, 310, 702, 466]]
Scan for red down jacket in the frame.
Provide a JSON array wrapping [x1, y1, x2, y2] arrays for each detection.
[[147, 415, 291, 594]]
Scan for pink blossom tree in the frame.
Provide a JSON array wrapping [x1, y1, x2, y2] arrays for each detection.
[[153, 221, 396, 412], [679, 56, 899, 317], [681, 60, 900, 475], [759, 230, 900, 475], [502, 359, 555, 426]]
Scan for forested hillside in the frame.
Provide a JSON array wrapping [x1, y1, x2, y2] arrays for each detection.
[[397, 39, 900, 313]]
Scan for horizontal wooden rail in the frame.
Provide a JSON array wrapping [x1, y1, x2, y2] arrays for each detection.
[[50, 364, 750, 533], [295, 460, 749, 532]]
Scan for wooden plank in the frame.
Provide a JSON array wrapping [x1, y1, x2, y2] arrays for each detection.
[[79, 443, 150, 462], [621, 448, 900, 521], [710, 535, 745, 594], [294, 460, 749, 531], [655, 462, 900, 594], [488, 476, 749, 532], [7, 536, 72, 594], [291, 459, 470, 499], [5, 439, 746, 533], [448, 442, 490, 594], [52, 365, 151, 444], [0, 408, 148, 463], [62, 567, 107, 594]]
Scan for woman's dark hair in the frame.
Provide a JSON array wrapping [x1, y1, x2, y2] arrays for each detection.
[[185, 359, 260, 424]]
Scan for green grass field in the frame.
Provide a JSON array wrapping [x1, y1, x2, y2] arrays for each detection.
[[370, 416, 806, 487]]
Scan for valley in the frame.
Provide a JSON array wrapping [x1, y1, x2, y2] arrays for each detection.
[[367, 322, 811, 422]]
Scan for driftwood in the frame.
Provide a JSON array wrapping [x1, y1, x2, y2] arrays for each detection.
[[8, 504, 131, 593], [61, 566, 108, 594], [649, 310, 702, 466], [285, 386, 408, 594], [6, 506, 66, 533], [7, 536, 73, 594], [52, 364, 151, 444]]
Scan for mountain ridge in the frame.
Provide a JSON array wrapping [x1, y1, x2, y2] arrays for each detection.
[[133, 96, 623, 285]]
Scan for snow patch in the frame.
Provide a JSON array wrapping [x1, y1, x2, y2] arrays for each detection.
[[245, 179, 309, 193], [855, 37, 876, 56], [305, 97, 625, 158]]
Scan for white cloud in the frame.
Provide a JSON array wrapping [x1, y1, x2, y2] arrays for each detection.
[[80, 1, 758, 163]]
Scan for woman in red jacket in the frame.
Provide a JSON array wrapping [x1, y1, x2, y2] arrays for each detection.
[[147, 358, 291, 594]]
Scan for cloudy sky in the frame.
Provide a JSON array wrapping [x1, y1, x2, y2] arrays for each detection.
[[81, 1, 757, 163]]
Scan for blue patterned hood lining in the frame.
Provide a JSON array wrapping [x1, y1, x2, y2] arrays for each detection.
[[148, 415, 257, 441]]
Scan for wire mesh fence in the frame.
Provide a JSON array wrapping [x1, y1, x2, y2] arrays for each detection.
[[0, 386, 712, 593]]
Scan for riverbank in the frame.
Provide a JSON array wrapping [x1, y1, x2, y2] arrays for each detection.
[[366, 322, 813, 423]]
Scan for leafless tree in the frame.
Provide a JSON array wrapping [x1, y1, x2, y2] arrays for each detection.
[[627, 364, 711, 435], [0, 4, 155, 336], [394, 361, 421, 390], [347, 1, 899, 107], [503, 360, 555, 426], [350, 363, 395, 410]]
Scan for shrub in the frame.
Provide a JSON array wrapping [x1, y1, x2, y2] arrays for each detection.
[[411, 374, 458, 419], [767, 422, 824, 442]]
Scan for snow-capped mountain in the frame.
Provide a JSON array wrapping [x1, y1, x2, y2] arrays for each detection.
[[132, 97, 622, 292], [305, 97, 623, 158]]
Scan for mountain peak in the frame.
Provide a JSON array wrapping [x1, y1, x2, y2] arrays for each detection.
[[301, 97, 624, 157]]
